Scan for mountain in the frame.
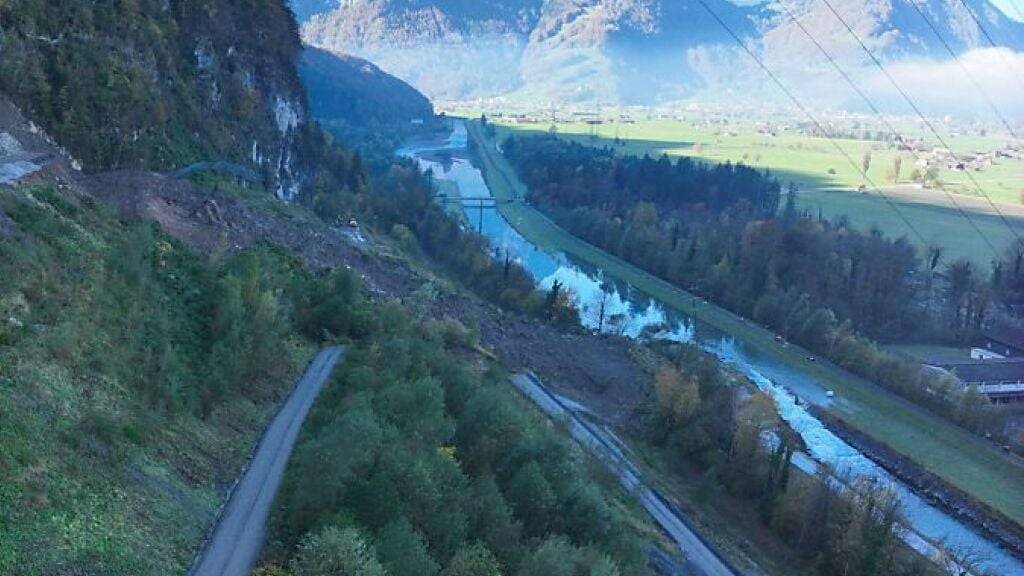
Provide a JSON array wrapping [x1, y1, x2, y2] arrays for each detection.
[[761, 0, 1024, 67], [299, 47, 434, 128], [296, 0, 754, 103], [0, 0, 312, 198], [518, 0, 756, 104], [294, 0, 1024, 105], [298, 0, 544, 101]]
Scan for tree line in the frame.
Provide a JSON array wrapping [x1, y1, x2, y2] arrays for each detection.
[[503, 135, 780, 217], [296, 133, 555, 321], [643, 344, 946, 576], [503, 135, 1011, 440]]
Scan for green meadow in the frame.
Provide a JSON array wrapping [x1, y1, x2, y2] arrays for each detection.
[[488, 117, 1024, 264]]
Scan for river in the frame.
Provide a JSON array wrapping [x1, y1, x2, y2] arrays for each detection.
[[400, 121, 1024, 575]]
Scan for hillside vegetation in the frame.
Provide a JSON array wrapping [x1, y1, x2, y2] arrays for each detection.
[[0, 0, 305, 172], [298, 46, 437, 161], [264, 304, 656, 576], [0, 183, 365, 574], [299, 47, 433, 129]]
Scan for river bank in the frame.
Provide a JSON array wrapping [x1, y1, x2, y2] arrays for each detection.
[[811, 406, 1024, 564], [465, 118, 1024, 525], [454, 119, 1024, 575]]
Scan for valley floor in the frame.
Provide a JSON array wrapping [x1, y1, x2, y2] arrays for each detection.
[[466, 120, 1024, 538]]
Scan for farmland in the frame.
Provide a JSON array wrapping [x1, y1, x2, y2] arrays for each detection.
[[480, 115, 1024, 264]]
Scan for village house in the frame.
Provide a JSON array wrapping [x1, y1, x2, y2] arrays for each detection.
[[932, 360, 1024, 403], [921, 328, 1024, 402], [974, 326, 1024, 359]]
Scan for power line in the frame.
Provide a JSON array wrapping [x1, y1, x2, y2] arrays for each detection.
[[775, 1, 1001, 263], [819, 0, 1022, 255], [906, 0, 1022, 140], [691, 0, 941, 255], [955, 0, 1024, 93]]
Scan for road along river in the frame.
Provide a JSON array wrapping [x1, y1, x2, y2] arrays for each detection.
[[513, 372, 736, 576], [401, 122, 1024, 575]]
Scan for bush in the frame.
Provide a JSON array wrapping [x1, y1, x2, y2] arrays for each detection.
[[290, 527, 386, 576], [375, 519, 440, 576]]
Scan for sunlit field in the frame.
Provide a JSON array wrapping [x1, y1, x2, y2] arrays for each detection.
[[484, 116, 1024, 263]]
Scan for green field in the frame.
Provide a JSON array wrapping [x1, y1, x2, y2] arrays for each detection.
[[467, 121, 1024, 531], [485, 117, 1024, 264], [800, 187, 1024, 264], [886, 344, 974, 364]]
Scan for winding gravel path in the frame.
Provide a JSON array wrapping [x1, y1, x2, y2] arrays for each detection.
[[190, 347, 344, 576], [512, 373, 737, 576]]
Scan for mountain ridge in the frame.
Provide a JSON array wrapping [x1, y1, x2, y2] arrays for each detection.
[[294, 0, 1024, 105], [298, 46, 434, 128]]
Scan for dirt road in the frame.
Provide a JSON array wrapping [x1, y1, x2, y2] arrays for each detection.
[[189, 347, 345, 576], [512, 373, 737, 576]]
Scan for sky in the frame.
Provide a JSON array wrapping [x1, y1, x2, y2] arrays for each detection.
[[993, 0, 1024, 21], [729, 0, 1024, 22]]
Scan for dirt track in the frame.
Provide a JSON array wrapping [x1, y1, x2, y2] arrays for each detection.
[[189, 347, 344, 576], [514, 373, 736, 576]]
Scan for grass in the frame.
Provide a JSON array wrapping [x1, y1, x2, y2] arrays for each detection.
[[487, 117, 1024, 264], [467, 121, 1024, 530], [887, 344, 974, 364], [799, 187, 1024, 264], [0, 186, 316, 575]]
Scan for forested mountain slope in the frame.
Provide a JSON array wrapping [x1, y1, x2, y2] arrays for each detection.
[[299, 46, 434, 128], [0, 0, 313, 197]]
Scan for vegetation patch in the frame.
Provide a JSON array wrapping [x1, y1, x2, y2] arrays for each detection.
[[263, 302, 662, 576], [0, 184, 377, 574]]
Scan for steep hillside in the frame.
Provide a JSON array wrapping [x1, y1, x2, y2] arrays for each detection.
[[0, 0, 312, 197], [300, 0, 544, 99], [518, 0, 756, 104], [0, 95, 369, 575], [762, 0, 1024, 67], [299, 47, 433, 128], [295, 0, 1024, 105]]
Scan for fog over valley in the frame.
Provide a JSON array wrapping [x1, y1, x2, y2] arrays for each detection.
[[294, 0, 1024, 120]]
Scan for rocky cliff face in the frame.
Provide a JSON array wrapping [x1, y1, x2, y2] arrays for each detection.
[[761, 0, 1024, 67], [294, 0, 1024, 105], [0, 0, 311, 198]]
